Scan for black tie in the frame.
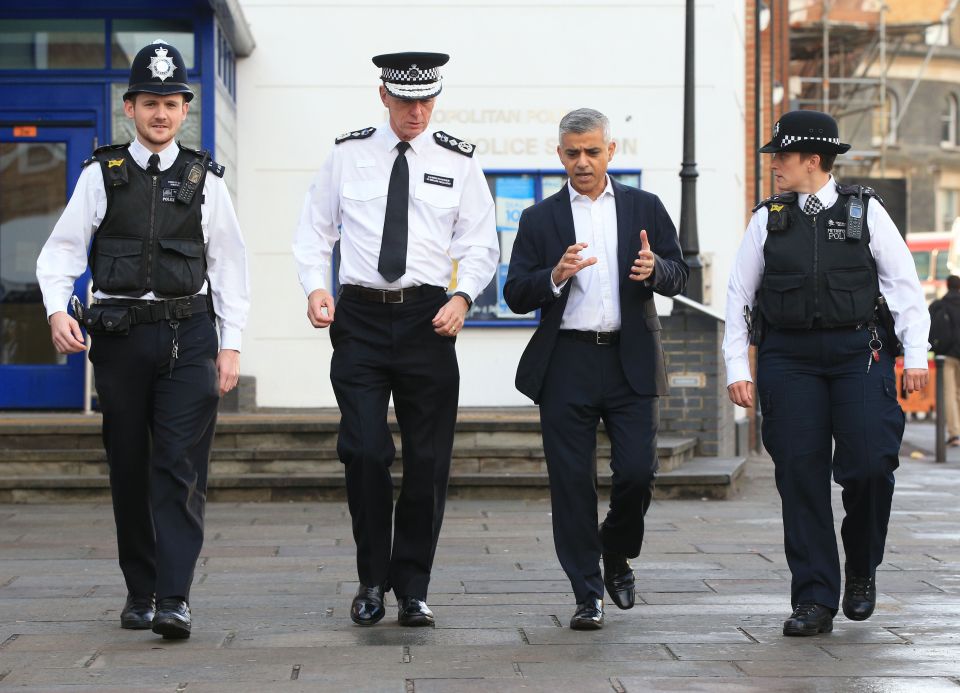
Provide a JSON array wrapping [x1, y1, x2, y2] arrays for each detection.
[[378, 141, 410, 283], [146, 153, 161, 175]]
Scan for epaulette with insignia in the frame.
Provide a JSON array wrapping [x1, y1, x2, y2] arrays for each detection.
[[752, 192, 797, 213], [82, 143, 128, 168], [836, 182, 885, 207], [433, 131, 475, 157], [206, 159, 225, 177], [176, 143, 224, 178], [335, 127, 376, 144]]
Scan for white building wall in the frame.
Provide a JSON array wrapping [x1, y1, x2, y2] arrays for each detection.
[[235, 0, 745, 407]]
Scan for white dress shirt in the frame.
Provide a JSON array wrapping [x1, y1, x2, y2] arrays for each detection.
[[723, 175, 930, 385], [35, 137, 250, 351], [553, 176, 621, 331], [293, 122, 499, 301]]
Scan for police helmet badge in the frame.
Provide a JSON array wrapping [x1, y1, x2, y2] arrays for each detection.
[[147, 44, 177, 82]]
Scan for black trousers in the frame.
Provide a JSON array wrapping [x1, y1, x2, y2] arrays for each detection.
[[329, 288, 459, 600], [758, 326, 905, 611], [539, 336, 659, 603], [90, 313, 220, 601]]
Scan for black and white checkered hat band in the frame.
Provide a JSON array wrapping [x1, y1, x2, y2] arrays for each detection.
[[380, 66, 441, 83], [780, 134, 841, 147], [383, 79, 442, 99]]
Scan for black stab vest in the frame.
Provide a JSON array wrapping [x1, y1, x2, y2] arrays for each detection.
[[757, 193, 879, 329], [88, 144, 207, 298]]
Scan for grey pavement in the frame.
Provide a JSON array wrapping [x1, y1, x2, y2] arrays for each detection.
[[2, 436, 960, 691]]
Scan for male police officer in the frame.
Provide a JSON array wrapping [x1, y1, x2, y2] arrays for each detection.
[[36, 40, 250, 639], [293, 52, 498, 627], [723, 110, 928, 636]]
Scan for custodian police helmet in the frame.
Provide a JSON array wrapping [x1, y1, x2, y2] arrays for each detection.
[[123, 40, 194, 103], [372, 52, 449, 100], [759, 110, 851, 155]]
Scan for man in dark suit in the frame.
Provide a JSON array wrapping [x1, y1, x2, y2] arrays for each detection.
[[504, 108, 688, 630]]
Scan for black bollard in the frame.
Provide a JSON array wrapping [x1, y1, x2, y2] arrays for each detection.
[[936, 355, 946, 464]]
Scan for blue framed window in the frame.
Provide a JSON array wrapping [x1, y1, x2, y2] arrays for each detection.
[[465, 169, 643, 327], [215, 22, 236, 100]]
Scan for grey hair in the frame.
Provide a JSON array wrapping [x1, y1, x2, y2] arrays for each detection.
[[559, 108, 611, 144]]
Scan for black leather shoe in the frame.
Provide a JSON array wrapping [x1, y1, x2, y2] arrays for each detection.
[[603, 552, 635, 610], [782, 603, 833, 636], [843, 574, 876, 621], [120, 594, 155, 630], [397, 596, 434, 627], [152, 597, 191, 639], [350, 584, 386, 626], [570, 597, 604, 630]]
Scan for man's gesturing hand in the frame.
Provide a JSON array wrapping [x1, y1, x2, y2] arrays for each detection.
[[307, 289, 335, 328], [552, 242, 597, 286], [629, 229, 655, 282]]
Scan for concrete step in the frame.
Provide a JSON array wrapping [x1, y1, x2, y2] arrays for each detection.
[[0, 455, 745, 503], [0, 437, 698, 475]]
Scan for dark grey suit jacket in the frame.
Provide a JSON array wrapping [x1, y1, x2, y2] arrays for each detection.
[[503, 179, 689, 403]]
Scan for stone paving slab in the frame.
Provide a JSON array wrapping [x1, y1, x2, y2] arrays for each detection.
[[2, 452, 960, 690]]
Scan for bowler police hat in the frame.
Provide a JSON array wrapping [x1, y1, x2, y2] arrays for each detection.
[[373, 52, 449, 100], [124, 40, 194, 103], [759, 110, 850, 154]]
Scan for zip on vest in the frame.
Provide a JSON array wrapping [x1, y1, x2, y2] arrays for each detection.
[[811, 211, 819, 322], [147, 173, 159, 289]]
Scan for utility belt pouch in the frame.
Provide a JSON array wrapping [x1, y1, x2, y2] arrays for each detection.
[[748, 304, 766, 346], [82, 305, 131, 336], [874, 295, 903, 356]]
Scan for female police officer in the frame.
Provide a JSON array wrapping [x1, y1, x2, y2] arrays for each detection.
[[723, 110, 929, 636]]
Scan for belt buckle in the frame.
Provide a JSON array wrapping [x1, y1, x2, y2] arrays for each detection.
[[173, 302, 191, 319], [596, 331, 612, 345], [384, 288, 404, 304]]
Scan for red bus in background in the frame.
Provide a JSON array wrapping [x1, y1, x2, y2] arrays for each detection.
[[908, 231, 954, 304]]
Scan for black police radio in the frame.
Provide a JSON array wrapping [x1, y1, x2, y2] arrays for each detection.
[[846, 193, 864, 242]]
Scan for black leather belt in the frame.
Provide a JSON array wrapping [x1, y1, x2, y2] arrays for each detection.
[[340, 284, 445, 304], [95, 295, 210, 324], [559, 329, 621, 345]]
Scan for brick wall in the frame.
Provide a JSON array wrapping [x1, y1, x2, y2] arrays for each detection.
[[660, 305, 735, 457]]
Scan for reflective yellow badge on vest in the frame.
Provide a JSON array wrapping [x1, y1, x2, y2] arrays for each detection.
[[107, 159, 125, 168], [769, 203, 784, 213]]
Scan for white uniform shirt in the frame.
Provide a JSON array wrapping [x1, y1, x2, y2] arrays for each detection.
[[555, 176, 621, 331], [35, 137, 250, 351], [723, 175, 930, 385], [293, 123, 499, 300]]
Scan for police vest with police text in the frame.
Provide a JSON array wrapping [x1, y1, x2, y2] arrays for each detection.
[[756, 188, 880, 329], [86, 143, 220, 298]]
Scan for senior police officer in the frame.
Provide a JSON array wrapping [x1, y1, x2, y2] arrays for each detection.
[[36, 40, 250, 640], [723, 110, 928, 636], [293, 52, 498, 627]]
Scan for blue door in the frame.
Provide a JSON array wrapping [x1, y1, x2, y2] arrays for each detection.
[[0, 122, 95, 408]]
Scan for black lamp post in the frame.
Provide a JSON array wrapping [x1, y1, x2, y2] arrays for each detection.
[[678, 0, 702, 302]]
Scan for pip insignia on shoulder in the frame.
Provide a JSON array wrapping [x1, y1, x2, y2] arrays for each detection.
[[836, 182, 884, 207], [433, 131, 475, 157], [83, 143, 127, 168], [335, 127, 376, 144], [752, 192, 797, 213]]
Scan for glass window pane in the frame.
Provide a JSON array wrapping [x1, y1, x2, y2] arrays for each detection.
[[0, 142, 67, 365], [111, 20, 194, 69], [912, 251, 932, 281], [936, 250, 952, 280], [0, 19, 105, 70], [111, 82, 201, 151]]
